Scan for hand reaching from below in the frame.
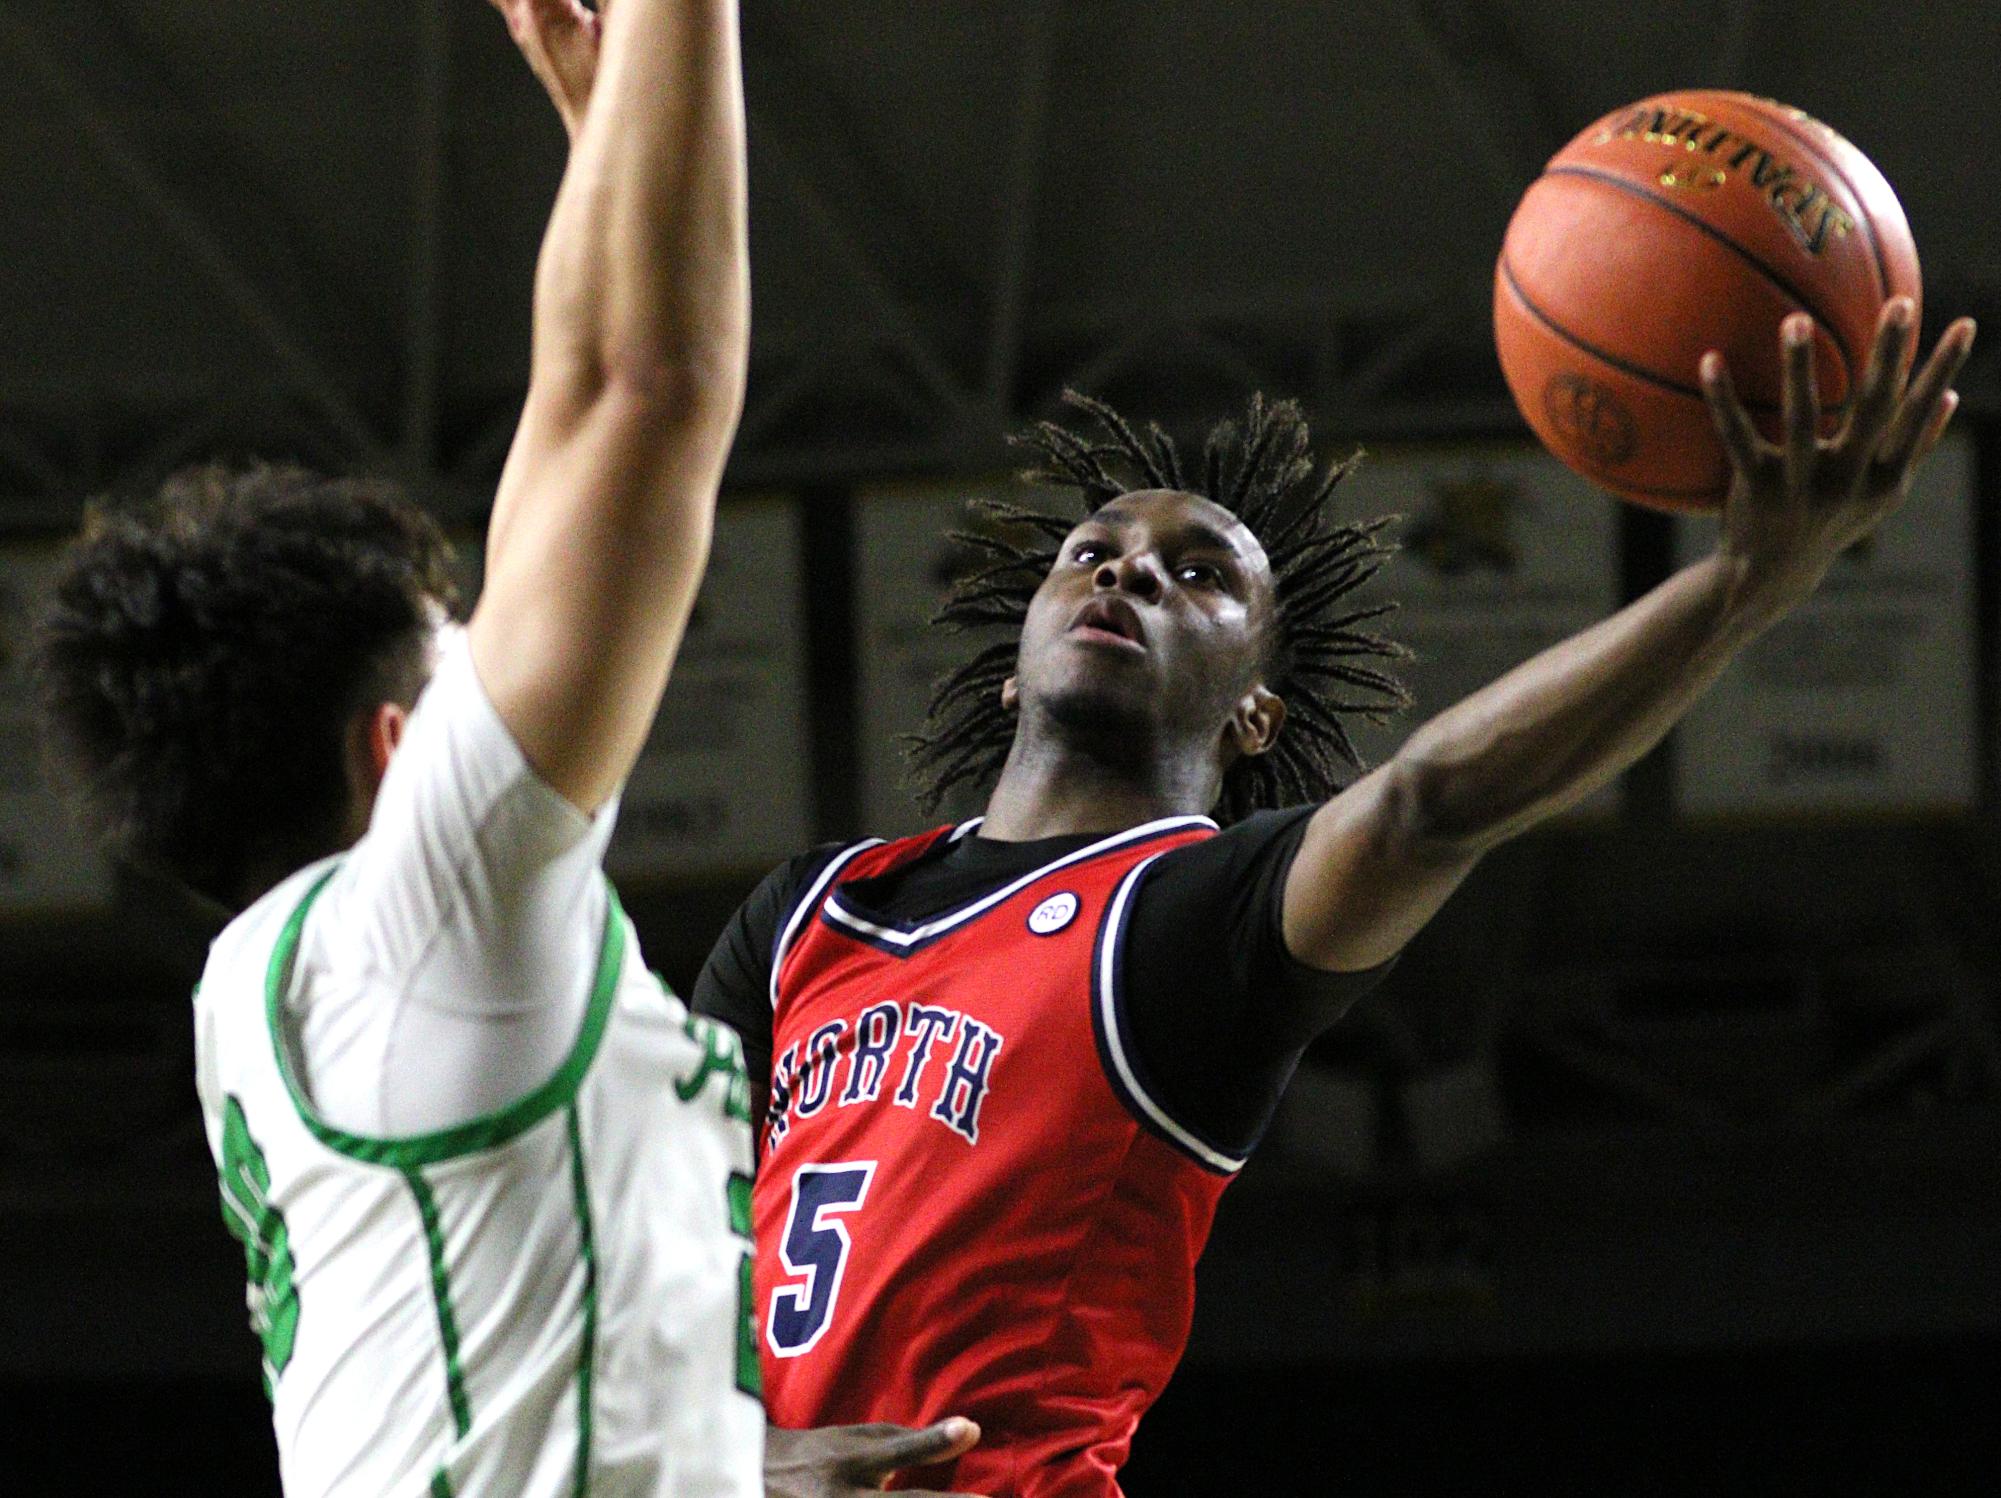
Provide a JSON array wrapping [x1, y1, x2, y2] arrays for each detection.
[[764, 1417, 987, 1498]]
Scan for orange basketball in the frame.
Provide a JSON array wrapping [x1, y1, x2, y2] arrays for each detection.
[[1494, 90, 1920, 511]]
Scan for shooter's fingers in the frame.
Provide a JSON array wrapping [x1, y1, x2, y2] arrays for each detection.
[[1838, 296, 1916, 464], [1878, 318, 1977, 475], [1780, 312, 1818, 499], [1699, 350, 1762, 477], [1908, 389, 1961, 471]]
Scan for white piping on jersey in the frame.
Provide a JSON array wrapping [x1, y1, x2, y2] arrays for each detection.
[[820, 814, 1219, 951], [770, 840, 885, 1010], [219, 1188, 263, 1241], [1096, 854, 1247, 1174]]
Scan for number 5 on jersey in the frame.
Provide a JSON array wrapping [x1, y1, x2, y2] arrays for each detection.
[[766, 1162, 874, 1358]]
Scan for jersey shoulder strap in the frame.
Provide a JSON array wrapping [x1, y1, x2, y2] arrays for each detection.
[[764, 829, 960, 1009]]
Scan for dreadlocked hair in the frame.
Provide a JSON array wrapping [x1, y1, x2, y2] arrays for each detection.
[[906, 391, 1411, 824]]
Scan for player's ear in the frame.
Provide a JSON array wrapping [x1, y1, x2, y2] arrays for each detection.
[[1228, 686, 1284, 759], [359, 701, 409, 788], [339, 701, 409, 841], [1000, 675, 1020, 713]]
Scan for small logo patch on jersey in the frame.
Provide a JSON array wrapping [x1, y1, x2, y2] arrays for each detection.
[[1027, 892, 1079, 936]]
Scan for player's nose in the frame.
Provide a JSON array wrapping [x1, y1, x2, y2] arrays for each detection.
[[1093, 550, 1163, 601]]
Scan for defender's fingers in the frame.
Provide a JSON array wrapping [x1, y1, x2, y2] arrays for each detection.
[[1841, 297, 1916, 459], [1880, 318, 1977, 471], [1700, 351, 1762, 475], [1780, 313, 1818, 497], [839, 1418, 982, 1479]]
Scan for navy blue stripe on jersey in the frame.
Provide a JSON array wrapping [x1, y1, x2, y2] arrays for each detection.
[[1089, 856, 1248, 1175], [770, 840, 884, 1011], [820, 815, 1219, 961]]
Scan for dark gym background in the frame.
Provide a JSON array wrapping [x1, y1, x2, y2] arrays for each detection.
[[4, 1, 1999, 1491]]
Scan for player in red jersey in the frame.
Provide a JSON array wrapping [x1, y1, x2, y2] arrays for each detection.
[[694, 290, 1973, 1496]]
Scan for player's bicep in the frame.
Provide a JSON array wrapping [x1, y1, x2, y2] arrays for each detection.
[[1283, 761, 1482, 973], [469, 370, 735, 815]]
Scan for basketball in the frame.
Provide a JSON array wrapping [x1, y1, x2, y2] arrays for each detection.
[[1494, 90, 1921, 511]]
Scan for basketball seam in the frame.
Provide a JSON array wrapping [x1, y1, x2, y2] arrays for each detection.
[[1539, 164, 1857, 395], [1728, 94, 1893, 301], [1499, 254, 1779, 414]]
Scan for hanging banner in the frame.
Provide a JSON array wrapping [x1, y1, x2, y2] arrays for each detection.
[[1336, 445, 1624, 816], [853, 479, 1011, 837], [0, 543, 113, 912], [604, 496, 813, 880], [1673, 432, 1977, 817]]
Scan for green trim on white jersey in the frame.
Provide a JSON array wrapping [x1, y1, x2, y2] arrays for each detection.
[[564, 1102, 599, 1496], [405, 1167, 474, 1495], [263, 865, 626, 1167]]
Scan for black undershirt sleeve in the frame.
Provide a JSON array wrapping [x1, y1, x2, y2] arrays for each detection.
[[689, 843, 847, 1131], [1120, 806, 1397, 1159]]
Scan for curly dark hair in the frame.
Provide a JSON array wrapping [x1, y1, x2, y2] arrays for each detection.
[[33, 463, 460, 908], [908, 392, 1410, 823]]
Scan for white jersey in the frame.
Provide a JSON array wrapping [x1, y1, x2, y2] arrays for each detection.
[[192, 634, 763, 1498]]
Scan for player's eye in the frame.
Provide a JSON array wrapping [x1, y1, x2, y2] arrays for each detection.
[[1176, 561, 1222, 588], [1071, 540, 1110, 565]]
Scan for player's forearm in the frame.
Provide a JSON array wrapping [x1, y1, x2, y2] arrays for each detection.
[[1391, 550, 1769, 853], [532, 0, 748, 416], [1281, 552, 1769, 970]]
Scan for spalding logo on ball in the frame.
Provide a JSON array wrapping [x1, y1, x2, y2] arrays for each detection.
[[1494, 90, 1920, 510]]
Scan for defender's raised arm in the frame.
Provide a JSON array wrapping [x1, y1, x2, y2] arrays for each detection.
[[473, 0, 750, 812]]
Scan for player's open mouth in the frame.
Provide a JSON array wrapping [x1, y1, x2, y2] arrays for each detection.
[[1068, 598, 1146, 653]]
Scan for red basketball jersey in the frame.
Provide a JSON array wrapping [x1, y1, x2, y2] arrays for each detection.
[[754, 815, 1245, 1498]]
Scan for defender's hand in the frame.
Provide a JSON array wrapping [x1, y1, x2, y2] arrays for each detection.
[[1700, 297, 1975, 624], [488, 0, 603, 139], [764, 1417, 985, 1498]]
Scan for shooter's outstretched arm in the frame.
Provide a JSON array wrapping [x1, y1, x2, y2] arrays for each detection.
[[1281, 299, 1975, 973]]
